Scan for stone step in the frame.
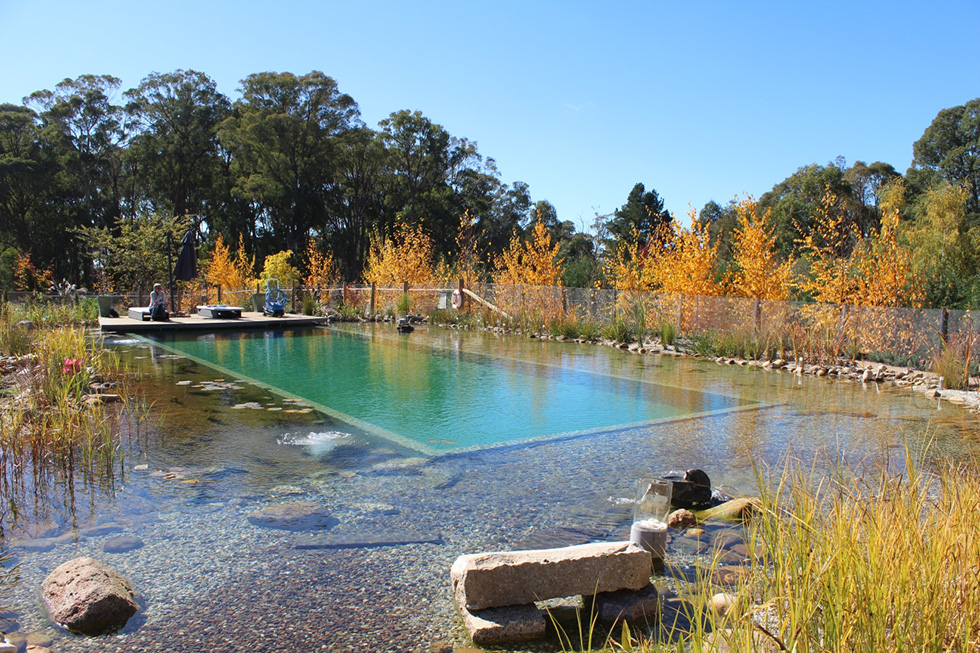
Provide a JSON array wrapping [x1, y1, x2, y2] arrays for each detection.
[[451, 540, 651, 611]]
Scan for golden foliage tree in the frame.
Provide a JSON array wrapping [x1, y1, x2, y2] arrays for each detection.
[[650, 214, 724, 296], [494, 219, 565, 287], [205, 234, 256, 290], [260, 250, 301, 286], [363, 219, 437, 285], [853, 181, 922, 307], [727, 197, 794, 300], [303, 238, 338, 288], [796, 187, 861, 304], [605, 213, 722, 296], [604, 235, 650, 291]]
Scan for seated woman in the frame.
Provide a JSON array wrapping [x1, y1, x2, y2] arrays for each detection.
[[149, 283, 169, 321]]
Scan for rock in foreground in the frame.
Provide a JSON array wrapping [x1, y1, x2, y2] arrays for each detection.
[[41, 557, 137, 635]]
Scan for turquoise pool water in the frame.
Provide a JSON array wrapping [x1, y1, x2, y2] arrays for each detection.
[[147, 325, 756, 453]]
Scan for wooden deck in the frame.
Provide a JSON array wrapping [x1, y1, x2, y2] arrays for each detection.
[[99, 310, 327, 333]]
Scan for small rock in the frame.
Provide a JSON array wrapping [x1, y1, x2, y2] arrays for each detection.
[[429, 640, 453, 653], [667, 509, 697, 529], [710, 592, 738, 617], [702, 498, 761, 523], [103, 536, 145, 554], [25, 633, 54, 647]]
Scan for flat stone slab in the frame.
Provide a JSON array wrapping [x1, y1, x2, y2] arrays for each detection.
[[459, 603, 546, 646], [451, 541, 652, 611], [293, 530, 442, 549], [588, 582, 661, 625], [247, 501, 338, 531]]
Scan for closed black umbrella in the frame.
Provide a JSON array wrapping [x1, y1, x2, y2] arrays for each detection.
[[173, 231, 197, 281]]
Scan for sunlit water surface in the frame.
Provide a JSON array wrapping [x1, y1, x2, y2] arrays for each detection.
[[2, 323, 978, 652]]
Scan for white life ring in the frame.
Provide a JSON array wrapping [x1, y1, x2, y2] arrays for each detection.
[[451, 289, 463, 309]]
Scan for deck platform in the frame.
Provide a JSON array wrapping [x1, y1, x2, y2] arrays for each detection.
[[99, 310, 326, 333]]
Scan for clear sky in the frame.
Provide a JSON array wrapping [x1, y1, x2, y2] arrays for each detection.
[[1, 0, 978, 230]]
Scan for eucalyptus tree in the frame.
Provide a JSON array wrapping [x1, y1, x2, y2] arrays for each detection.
[[910, 98, 980, 222], [23, 75, 131, 281], [378, 109, 484, 254], [601, 182, 672, 257], [0, 103, 60, 285], [25, 74, 129, 232], [219, 71, 361, 257], [325, 127, 388, 281], [124, 70, 232, 222]]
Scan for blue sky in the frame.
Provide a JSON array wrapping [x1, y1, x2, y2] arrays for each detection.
[[1, 0, 978, 230]]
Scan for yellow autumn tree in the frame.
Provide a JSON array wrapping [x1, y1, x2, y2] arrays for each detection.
[[303, 238, 338, 289], [852, 180, 922, 307], [646, 211, 723, 296], [363, 219, 437, 285], [494, 219, 565, 287], [435, 210, 483, 285], [259, 250, 301, 286], [205, 234, 256, 290], [727, 197, 794, 300], [796, 187, 861, 304], [604, 230, 656, 291]]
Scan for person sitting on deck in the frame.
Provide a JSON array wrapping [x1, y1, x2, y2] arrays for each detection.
[[149, 283, 169, 321]]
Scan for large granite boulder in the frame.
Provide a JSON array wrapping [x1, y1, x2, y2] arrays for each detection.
[[40, 557, 137, 635]]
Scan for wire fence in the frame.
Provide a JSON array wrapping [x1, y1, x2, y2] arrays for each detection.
[[7, 281, 975, 368]]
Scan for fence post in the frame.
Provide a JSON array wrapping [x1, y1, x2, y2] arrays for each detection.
[[369, 282, 376, 316], [612, 288, 617, 321], [941, 307, 949, 346], [217, 284, 222, 304], [754, 298, 761, 334], [291, 281, 297, 313], [677, 294, 684, 332]]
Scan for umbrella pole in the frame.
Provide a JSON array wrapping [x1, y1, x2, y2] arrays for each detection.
[[167, 231, 175, 314]]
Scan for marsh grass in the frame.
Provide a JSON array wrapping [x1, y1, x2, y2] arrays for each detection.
[[0, 307, 148, 538], [552, 442, 980, 652]]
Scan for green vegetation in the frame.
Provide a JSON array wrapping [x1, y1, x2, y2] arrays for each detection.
[[0, 301, 147, 537], [4, 68, 978, 312]]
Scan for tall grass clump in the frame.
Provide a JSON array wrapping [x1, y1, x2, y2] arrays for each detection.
[[602, 318, 635, 344], [717, 447, 980, 652]]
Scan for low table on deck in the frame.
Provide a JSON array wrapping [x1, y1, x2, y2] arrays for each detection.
[[197, 305, 242, 319]]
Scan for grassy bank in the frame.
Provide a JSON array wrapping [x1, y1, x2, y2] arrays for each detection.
[[557, 443, 980, 652]]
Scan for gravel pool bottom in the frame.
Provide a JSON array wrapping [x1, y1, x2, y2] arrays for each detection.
[[3, 324, 979, 652]]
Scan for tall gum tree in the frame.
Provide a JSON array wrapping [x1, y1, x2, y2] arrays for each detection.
[[219, 71, 361, 257]]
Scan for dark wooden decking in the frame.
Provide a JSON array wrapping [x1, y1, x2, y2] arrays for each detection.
[[99, 310, 327, 333]]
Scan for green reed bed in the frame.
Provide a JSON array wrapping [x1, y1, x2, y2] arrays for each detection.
[[557, 443, 980, 653], [0, 311, 149, 538]]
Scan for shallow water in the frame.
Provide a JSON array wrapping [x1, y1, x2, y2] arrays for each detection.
[[2, 324, 978, 652]]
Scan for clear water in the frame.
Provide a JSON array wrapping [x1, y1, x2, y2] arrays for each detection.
[[145, 326, 754, 453], [3, 324, 980, 652]]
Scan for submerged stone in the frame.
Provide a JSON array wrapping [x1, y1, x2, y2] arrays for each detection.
[[246, 501, 338, 531]]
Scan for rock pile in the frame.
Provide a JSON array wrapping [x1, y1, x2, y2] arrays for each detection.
[[450, 541, 658, 645]]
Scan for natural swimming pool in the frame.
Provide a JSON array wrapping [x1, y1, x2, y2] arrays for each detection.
[[146, 326, 758, 453], [3, 323, 980, 651]]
